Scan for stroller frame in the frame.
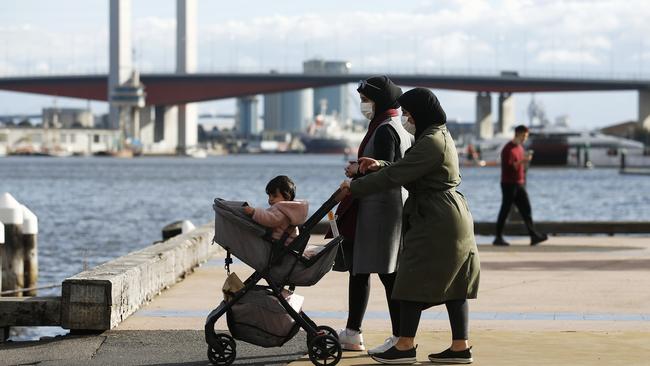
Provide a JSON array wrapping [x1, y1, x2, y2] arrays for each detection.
[[205, 190, 344, 366]]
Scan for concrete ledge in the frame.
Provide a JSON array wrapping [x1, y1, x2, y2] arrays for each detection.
[[0, 296, 60, 327], [61, 224, 218, 331]]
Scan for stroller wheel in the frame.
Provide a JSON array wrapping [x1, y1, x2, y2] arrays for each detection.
[[207, 333, 236, 366], [308, 334, 342, 366], [307, 325, 338, 346]]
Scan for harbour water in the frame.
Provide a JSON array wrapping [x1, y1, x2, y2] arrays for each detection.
[[2, 154, 650, 294]]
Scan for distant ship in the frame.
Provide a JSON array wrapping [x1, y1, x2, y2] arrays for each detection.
[[468, 97, 647, 168], [301, 115, 365, 154], [528, 125, 645, 167]]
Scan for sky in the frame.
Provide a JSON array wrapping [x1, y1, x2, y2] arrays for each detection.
[[1, 0, 649, 129]]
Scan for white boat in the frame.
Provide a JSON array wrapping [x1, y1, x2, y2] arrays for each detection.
[[473, 125, 646, 167]]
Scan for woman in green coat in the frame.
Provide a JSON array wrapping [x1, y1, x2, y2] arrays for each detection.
[[337, 88, 480, 365]]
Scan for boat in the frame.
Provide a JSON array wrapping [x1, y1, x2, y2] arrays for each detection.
[[471, 97, 648, 168], [301, 114, 365, 154], [530, 125, 646, 167], [473, 125, 646, 168]]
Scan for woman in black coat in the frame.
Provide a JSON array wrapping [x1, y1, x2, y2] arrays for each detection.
[[331, 76, 412, 354]]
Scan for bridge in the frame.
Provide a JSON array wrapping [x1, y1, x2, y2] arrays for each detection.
[[1, 73, 649, 105], [2, 72, 649, 142]]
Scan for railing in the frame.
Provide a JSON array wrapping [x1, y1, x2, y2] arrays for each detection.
[[2, 66, 650, 82]]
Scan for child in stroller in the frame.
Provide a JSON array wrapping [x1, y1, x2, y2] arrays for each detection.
[[243, 175, 308, 245], [243, 175, 324, 258], [206, 188, 346, 366]]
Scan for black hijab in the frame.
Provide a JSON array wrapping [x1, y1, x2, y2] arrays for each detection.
[[398, 87, 447, 139], [356, 75, 402, 113]]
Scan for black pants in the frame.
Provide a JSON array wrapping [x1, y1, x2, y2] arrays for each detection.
[[496, 183, 541, 238], [399, 300, 469, 340], [347, 272, 400, 336]]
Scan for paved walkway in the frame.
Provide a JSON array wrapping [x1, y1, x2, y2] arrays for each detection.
[[119, 235, 650, 365], [2, 235, 650, 365]]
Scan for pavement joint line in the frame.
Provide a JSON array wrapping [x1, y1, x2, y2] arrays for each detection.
[[134, 309, 650, 322], [90, 335, 107, 360]]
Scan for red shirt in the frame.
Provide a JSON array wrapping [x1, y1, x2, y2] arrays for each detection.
[[501, 141, 525, 184]]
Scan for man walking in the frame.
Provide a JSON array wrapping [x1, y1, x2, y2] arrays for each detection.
[[493, 125, 548, 246]]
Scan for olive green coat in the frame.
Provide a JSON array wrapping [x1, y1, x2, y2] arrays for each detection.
[[350, 125, 480, 303]]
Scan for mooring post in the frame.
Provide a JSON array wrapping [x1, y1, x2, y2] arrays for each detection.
[[22, 205, 38, 296], [0, 193, 25, 297]]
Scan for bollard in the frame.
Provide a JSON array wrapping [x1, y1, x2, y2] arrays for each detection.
[[181, 220, 196, 233], [162, 220, 195, 241], [0, 193, 25, 297], [22, 205, 38, 296]]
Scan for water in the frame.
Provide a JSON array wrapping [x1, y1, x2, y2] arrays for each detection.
[[2, 154, 650, 293]]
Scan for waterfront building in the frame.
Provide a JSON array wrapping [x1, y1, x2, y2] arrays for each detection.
[[0, 125, 120, 156], [262, 92, 283, 132], [236, 96, 261, 137], [263, 88, 314, 133], [303, 59, 351, 121], [42, 108, 94, 129]]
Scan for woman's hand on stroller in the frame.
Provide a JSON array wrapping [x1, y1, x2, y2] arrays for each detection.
[[358, 157, 381, 174], [243, 206, 255, 216], [344, 160, 360, 178], [335, 180, 351, 202]]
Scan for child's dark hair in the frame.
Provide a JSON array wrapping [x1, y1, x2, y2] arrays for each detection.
[[266, 175, 296, 201]]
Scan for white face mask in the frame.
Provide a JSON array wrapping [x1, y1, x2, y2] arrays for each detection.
[[360, 102, 374, 120], [401, 116, 416, 135]]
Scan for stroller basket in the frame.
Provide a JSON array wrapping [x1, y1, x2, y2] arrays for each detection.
[[213, 198, 340, 286], [226, 285, 300, 348]]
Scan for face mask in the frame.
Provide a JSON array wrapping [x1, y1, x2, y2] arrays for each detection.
[[401, 116, 416, 135], [360, 102, 374, 120]]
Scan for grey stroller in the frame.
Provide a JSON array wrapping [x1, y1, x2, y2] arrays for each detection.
[[205, 190, 344, 366]]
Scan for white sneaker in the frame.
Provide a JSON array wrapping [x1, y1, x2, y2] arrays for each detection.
[[337, 328, 365, 351], [367, 335, 399, 355]]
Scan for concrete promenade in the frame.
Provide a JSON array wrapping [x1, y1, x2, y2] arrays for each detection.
[[2, 235, 650, 365]]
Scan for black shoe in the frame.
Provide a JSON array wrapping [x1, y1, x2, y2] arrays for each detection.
[[428, 347, 473, 364], [370, 345, 417, 364], [492, 237, 510, 246], [531, 233, 548, 246]]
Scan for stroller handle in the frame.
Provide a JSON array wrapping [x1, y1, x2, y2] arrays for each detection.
[[301, 188, 343, 232]]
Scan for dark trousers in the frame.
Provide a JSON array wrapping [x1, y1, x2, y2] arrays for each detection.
[[399, 300, 469, 339], [347, 272, 400, 336], [496, 183, 541, 238]]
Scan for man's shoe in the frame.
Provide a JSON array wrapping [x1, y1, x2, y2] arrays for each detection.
[[492, 237, 510, 246], [368, 335, 398, 355], [428, 347, 473, 364], [336, 328, 365, 351], [370, 345, 417, 364], [531, 233, 548, 246]]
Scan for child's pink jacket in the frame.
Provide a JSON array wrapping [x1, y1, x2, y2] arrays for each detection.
[[251, 200, 309, 243]]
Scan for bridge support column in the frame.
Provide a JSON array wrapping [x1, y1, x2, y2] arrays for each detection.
[[639, 89, 650, 130], [176, 0, 198, 155], [476, 92, 493, 139], [154, 106, 178, 153], [108, 0, 132, 131], [498, 92, 515, 135]]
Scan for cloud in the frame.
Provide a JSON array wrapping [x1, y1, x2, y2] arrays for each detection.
[[536, 49, 600, 65], [1, 0, 650, 77]]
